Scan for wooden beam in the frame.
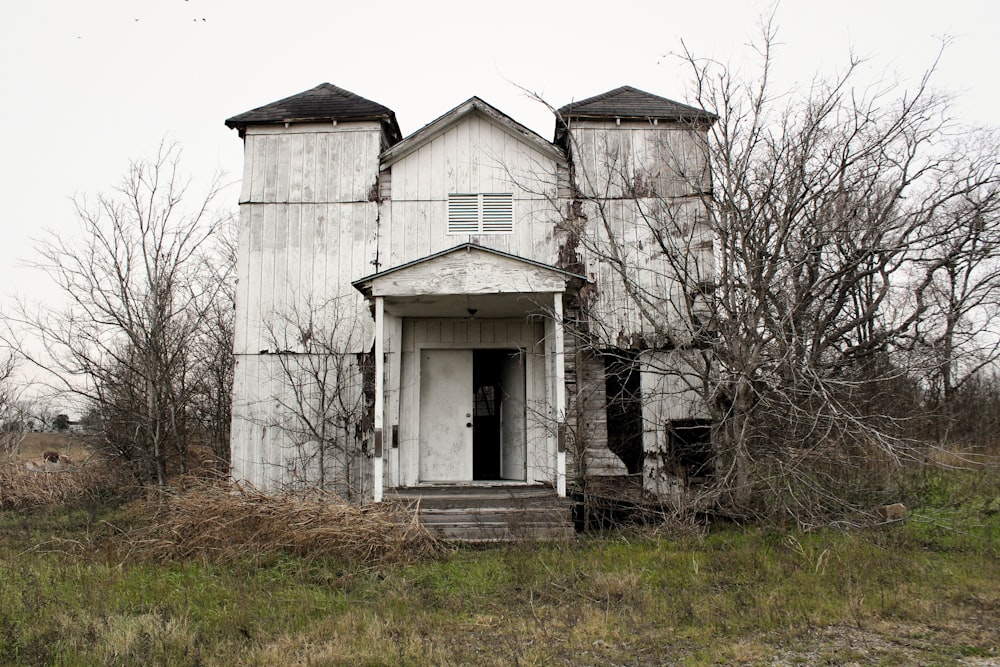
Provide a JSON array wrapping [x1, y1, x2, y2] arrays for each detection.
[[373, 297, 385, 502], [386, 312, 402, 488], [554, 294, 566, 422], [553, 293, 566, 497], [544, 313, 557, 488]]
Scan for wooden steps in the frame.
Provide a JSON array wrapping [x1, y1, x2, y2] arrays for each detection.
[[388, 485, 576, 542]]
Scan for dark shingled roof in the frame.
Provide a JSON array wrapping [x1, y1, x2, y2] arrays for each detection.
[[557, 85, 715, 123], [225, 83, 401, 141]]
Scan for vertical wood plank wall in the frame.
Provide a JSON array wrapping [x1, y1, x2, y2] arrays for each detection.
[[640, 349, 712, 499], [567, 121, 713, 346], [231, 122, 383, 491], [231, 354, 370, 496], [386, 114, 564, 269], [234, 123, 382, 356]]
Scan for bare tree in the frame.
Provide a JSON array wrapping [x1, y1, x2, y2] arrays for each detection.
[[554, 21, 1000, 523], [0, 351, 16, 419], [2, 143, 235, 484], [187, 217, 237, 461], [0, 351, 30, 459]]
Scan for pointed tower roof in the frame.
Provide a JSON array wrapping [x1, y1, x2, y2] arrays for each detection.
[[225, 83, 402, 142], [557, 85, 715, 123]]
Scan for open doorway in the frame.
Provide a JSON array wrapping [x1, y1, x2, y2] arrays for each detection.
[[604, 351, 644, 474], [473, 349, 526, 481]]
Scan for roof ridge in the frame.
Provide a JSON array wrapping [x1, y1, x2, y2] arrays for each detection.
[[380, 95, 565, 168], [224, 83, 401, 140], [556, 85, 714, 122], [565, 85, 642, 107], [312, 82, 379, 103]]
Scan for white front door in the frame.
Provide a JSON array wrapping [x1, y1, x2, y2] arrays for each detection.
[[500, 352, 527, 481], [419, 349, 474, 481]]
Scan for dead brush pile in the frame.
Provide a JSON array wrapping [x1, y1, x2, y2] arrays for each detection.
[[115, 480, 441, 565], [0, 457, 135, 510]]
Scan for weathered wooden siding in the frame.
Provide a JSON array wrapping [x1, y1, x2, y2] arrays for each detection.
[[566, 121, 714, 345], [233, 202, 378, 354], [576, 197, 713, 345], [230, 354, 371, 498], [569, 121, 711, 200], [239, 123, 382, 204], [639, 349, 711, 498], [231, 122, 384, 490], [233, 122, 383, 355], [384, 113, 565, 269]]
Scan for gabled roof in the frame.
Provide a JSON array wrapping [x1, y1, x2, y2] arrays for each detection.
[[225, 83, 402, 142], [353, 243, 588, 296], [380, 97, 566, 168], [557, 85, 716, 123]]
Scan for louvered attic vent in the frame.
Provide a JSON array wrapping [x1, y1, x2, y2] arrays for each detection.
[[448, 193, 514, 234]]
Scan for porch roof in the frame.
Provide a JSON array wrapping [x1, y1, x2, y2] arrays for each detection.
[[352, 244, 588, 318]]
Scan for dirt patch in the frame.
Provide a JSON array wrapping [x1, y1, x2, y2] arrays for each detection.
[[759, 622, 1000, 666]]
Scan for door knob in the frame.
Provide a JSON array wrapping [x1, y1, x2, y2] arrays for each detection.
[[466, 422, 473, 428]]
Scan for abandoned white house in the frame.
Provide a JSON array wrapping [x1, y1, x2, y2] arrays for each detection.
[[224, 83, 716, 510]]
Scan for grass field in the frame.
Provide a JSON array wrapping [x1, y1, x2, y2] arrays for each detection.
[[6, 432, 92, 463], [0, 460, 997, 665]]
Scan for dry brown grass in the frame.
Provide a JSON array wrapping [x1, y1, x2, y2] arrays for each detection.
[[0, 456, 134, 510], [114, 479, 442, 566], [2, 442, 441, 567]]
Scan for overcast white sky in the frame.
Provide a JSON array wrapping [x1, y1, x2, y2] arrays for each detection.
[[1, 0, 997, 311]]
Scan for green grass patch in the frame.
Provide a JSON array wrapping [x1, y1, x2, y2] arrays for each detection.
[[0, 467, 998, 665]]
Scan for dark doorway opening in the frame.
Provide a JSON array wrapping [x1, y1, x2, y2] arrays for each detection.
[[604, 352, 644, 474], [472, 349, 524, 480]]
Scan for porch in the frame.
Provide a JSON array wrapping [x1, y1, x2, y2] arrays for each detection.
[[354, 244, 588, 504], [389, 484, 575, 541]]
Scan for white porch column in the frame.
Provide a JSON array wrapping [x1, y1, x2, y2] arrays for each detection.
[[553, 293, 567, 497], [373, 296, 385, 502], [385, 313, 402, 488]]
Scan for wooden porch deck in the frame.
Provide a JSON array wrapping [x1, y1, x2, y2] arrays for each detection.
[[388, 485, 576, 542]]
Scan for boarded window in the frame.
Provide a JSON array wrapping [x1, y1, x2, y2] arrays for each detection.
[[448, 193, 513, 234]]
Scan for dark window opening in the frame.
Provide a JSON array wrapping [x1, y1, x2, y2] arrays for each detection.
[[604, 352, 644, 474], [666, 419, 713, 483]]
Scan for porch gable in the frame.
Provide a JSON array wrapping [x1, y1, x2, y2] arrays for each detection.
[[353, 243, 586, 299]]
